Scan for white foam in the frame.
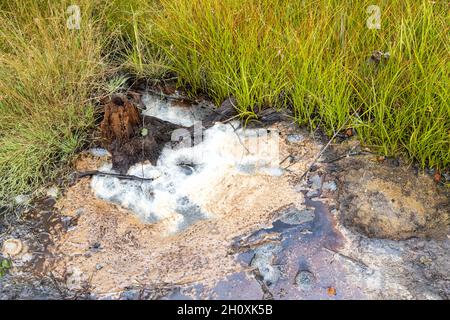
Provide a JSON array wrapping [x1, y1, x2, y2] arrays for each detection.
[[141, 93, 214, 127], [91, 97, 282, 233]]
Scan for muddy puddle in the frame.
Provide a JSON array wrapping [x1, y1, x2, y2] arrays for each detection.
[[1, 92, 449, 300]]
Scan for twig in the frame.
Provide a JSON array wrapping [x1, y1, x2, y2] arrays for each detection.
[[228, 121, 250, 154], [75, 171, 155, 182], [283, 128, 340, 174], [321, 150, 363, 164], [323, 246, 369, 270], [283, 111, 358, 179], [279, 154, 293, 166]]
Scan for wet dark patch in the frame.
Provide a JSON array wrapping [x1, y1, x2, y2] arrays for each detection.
[[228, 194, 347, 299], [0, 197, 71, 299]]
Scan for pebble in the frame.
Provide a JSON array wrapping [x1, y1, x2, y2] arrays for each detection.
[[286, 134, 305, 143], [309, 174, 322, 190], [61, 216, 73, 229], [2, 238, 23, 256], [45, 186, 59, 199], [250, 244, 282, 286], [419, 256, 433, 265], [14, 195, 30, 205], [21, 253, 33, 263], [442, 172, 450, 182]]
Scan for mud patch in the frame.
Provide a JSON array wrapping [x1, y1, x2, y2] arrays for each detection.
[[0, 198, 75, 299], [338, 163, 450, 240]]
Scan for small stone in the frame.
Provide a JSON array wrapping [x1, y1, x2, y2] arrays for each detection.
[[236, 164, 256, 174], [21, 253, 33, 263], [250, 244, 282, 286], [263, 167, 284, 177], [61, 216, 73, 229], [419, 256, 433, 265], [91, 242, 101, 250], [286, 134, 305, 143], [442, 172, 450, 182], [14, 195, 30, 205], [309, 174, 322, 190], [2, 238, 23, 256], [95, 263, 104, 270], [41, 197, 56, 207], [327, 287, 337, 296], [45, 186, 59, 199], [88, 148, 111, 158], [178, 164, 195, 175], [295, 270, 316, 291]]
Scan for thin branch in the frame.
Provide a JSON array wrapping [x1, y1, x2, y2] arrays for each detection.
[[75, 171, 155, 182]]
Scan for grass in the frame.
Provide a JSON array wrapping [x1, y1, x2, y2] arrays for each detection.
[[0, 0, 449, 205], [0, 0, 106, 206], [134, 0, 449, 169]]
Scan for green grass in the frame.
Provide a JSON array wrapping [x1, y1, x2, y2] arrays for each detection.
[[136, 0, 449, 169], [0, 0, 449, 205], [0, 0, 106, 205]]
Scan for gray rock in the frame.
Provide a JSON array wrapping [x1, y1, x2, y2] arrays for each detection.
[[119, 289, 141, 300], [309, 174, 322, 190], [279, 207, 315, 225], [45, 186, 59, 199], [61, 216, 73, 229], [286, 134, 305, 143], [250, 244, 282, 286]]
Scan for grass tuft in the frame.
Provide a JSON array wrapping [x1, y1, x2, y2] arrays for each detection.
[[0, 0, 106, 205]]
